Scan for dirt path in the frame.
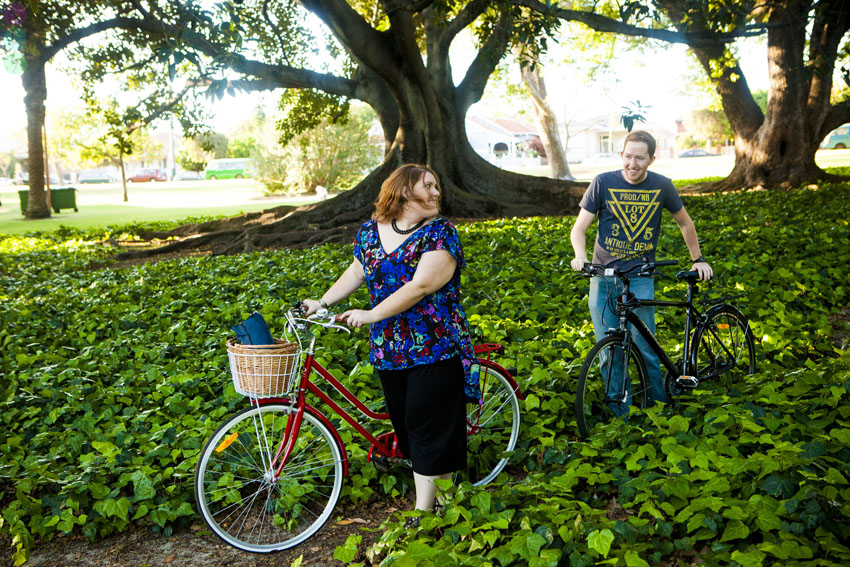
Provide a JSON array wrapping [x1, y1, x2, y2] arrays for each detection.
[[5, 499, 404, 567]]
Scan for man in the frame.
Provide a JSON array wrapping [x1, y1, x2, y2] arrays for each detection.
[[570, 130, 712, 407]]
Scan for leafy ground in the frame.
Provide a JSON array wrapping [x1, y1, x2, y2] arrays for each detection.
[[1, 181, 849, 567]]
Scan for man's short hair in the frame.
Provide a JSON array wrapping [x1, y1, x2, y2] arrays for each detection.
[[624, 130, 656, 157]]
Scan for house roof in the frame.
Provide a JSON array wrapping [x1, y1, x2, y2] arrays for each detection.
[[467, 114, 538, 136]]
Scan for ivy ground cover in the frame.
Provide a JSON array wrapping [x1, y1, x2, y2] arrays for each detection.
[[1, 183, 849, 566]]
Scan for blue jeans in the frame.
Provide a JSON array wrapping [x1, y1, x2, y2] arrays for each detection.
[[589, 276, 668, 410]]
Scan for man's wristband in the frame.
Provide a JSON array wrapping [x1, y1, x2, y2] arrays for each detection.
[[319, 298, 329, 309], [691, 255, 706, 264]]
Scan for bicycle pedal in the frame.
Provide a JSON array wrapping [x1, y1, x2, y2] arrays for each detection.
[[676, 375, 699, 389]]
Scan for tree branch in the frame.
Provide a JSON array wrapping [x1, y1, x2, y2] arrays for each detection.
[[40, 16, 164, 64], [126, 84, 193, 135], [299, 0, 398, 82], [455, 8, 513, 111], [512, 0, 774, 47], [444, 0, 491, 41]]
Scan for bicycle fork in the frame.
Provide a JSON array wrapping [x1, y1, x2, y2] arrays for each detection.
[[250, 397, 306, 483]]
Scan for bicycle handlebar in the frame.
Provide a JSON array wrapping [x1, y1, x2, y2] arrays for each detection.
[[286, 305, 351, 335], [580, 259, 678, 279]]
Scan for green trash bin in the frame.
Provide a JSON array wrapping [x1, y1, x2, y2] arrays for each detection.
[[50, 187, 78, 213], [18, 187, 78, 214]]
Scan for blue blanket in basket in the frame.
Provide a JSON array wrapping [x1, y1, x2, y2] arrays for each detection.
[[232, 311, 274, 345]]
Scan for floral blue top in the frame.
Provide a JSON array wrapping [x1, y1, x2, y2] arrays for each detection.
[[354, 217, 481, 402]]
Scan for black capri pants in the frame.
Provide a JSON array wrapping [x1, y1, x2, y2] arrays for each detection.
[[378, 356, 467, 476]]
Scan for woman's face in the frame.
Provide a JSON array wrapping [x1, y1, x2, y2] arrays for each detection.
[[405, 171, 440, 217]]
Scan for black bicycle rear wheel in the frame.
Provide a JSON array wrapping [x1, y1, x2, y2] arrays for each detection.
[[691, 306, 756, 386], [576, 336, 649, 439]]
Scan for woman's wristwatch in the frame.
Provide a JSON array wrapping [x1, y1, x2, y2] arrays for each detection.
[[691, 255, 707, 264], [319, 298, 329, 309]]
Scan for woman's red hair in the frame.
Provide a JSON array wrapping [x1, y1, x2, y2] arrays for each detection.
[[373, 164, 441, 222]]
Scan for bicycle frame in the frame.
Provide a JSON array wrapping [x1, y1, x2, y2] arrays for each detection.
[[604, 275, 704, 392], [254, 321, 521, 482]]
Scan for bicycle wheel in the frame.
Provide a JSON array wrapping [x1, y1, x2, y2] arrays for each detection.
[[690, 306, 756, 386], [462, 363, 521, 486], [195, 404, 343, 553], [576, 336, 649, 439]]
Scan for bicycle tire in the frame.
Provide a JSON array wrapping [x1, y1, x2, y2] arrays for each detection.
[[195, 404, 343, 553], [576, 336, 649, 439], [461, 362, 521, 486], [690, 305, 756, 386]]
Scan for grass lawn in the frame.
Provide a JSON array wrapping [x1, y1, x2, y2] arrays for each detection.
[[3, 150, 850, 235], [0, 179, 322, 235], [510, 148, 850, 180]]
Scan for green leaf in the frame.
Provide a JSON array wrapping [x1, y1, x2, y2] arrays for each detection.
[[333, 534, 361, 563], [720, 520, 750, 542], [624, 551, 650, 567], [731, 548, 767, 567], [587, 529, 615, 558]]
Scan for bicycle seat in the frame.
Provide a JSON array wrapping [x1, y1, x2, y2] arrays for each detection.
[[676, 270, 700, 283]]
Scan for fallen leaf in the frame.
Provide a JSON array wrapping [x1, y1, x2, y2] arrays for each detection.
[[336, 517, 369, 526], [164, 554, 176, 563]]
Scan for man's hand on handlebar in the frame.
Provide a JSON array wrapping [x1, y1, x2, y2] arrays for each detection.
[[691, 261, 713, 282], [570, 257, 588, 271]]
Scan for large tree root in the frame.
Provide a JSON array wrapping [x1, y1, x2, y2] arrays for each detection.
[[115, 156, 587, 260]]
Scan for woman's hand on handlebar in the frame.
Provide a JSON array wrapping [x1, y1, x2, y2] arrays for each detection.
[[337, 309, 377, 328], [301, 299, 323, 316]]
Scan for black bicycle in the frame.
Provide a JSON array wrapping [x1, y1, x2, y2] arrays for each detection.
[[575, 260, 756, 439]]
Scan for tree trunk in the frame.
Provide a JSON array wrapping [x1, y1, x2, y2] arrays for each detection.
[[519, 56, 574, 180], [22, 52, 50, 219], [674, 0, 850, 190], [116, 1, 584, 259], [120, 152, 128, 202]]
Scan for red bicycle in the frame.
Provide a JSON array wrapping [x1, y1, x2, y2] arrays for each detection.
[[194, 306, 523, 553]]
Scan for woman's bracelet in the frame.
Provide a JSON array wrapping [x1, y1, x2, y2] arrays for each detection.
[[319, 298, 329, 309], [691, 255, 706, 264]]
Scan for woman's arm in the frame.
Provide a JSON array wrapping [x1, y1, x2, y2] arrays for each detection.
[[302, 259, 366, 315], [339, 250, 457, 328]]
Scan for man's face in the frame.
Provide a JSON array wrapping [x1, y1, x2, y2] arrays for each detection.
[[621, 141, 655, 184]]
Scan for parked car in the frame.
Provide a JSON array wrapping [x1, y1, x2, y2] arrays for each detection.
[[174, 170, 203, 181], [14, 173, 62, 185], [679, 148, 717, 158], [78, 170, 115, 184], [204, 158, 252, 180], [128, 168, 168, 182], [820, 124, 850, 149]]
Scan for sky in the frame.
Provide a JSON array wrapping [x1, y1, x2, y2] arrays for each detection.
[[0, 24, 769, 155]]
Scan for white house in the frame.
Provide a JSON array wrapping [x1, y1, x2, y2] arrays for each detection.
[[465, 113, 545, 168], [564, 113, 679, 161]]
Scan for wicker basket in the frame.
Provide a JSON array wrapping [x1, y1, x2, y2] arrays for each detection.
[[227, 338, 302, 397]]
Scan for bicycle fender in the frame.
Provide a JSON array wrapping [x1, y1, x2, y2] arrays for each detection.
[[478, 359, 525, 400], [257, 398, 350, 477]]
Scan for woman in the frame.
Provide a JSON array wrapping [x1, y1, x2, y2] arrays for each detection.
[[302, 164, 480, 523]]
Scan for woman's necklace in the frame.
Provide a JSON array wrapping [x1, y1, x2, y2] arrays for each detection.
[[391, 218, 426, 235]]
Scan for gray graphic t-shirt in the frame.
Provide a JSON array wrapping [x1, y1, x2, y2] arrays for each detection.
[[579, 170, 683, 270]]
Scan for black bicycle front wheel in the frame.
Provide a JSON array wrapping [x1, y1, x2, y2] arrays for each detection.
[[690, 305, 756, 386], [576, 336, 649, 439]]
